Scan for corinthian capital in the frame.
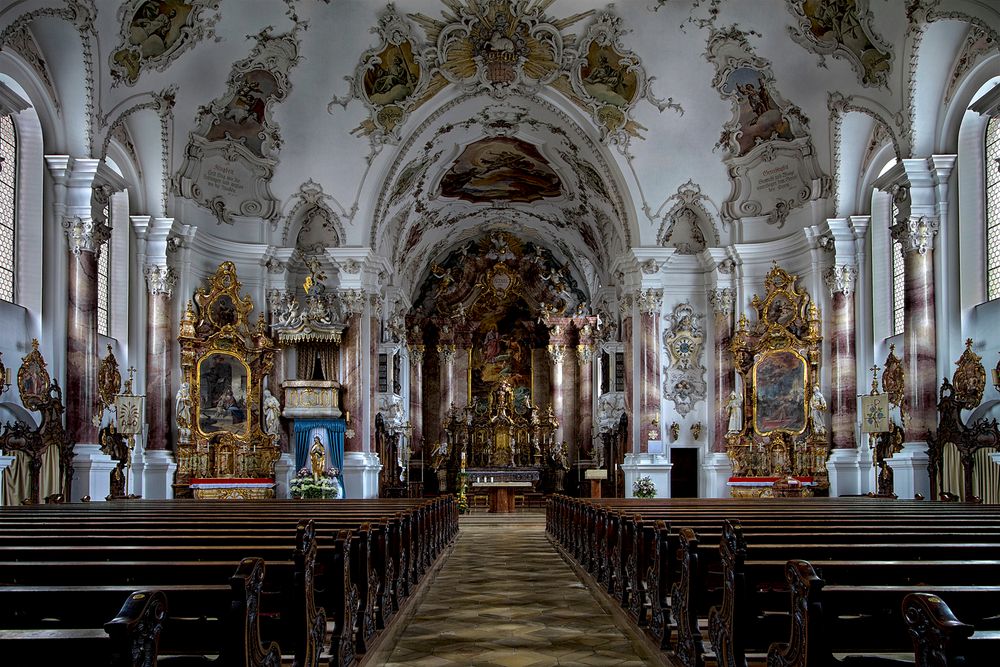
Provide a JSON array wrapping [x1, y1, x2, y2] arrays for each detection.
[[63, 216, 110, 255], [548, 344, 567, 365], [409, 345, 425, 365], [637, 289, 663, 315], [144, 264, 177, 297], [577, 344, 594, 367], [339, 289, 366, 316], [891, 216, 939, 255], [437, 344, 456, 363], [709, 288, 734, 315], [823, 265, 857, 297]]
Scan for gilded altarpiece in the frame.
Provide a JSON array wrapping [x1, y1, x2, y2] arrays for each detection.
[[726, 264, 828, 497], [174, 262, 279, 498]]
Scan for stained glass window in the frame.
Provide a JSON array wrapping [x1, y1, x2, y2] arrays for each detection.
[[987, 115, 1000, 301], [0, 115, 16, 303], [97, 204, 110, 336]]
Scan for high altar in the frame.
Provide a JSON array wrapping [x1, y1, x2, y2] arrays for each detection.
[[174, 262, 280, 499], [725, 264, 830, 497]]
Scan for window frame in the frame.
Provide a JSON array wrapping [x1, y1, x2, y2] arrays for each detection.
[[0, 113, 17, 303]]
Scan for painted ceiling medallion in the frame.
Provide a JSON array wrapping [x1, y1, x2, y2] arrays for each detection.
[[786, 0, 892, 89], [439, 137, 562, 203], [175, 25, 302, 224], [109, 0, 221, 87]]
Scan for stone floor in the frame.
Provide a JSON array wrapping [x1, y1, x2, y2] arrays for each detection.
[[381, 511, 653, 666]]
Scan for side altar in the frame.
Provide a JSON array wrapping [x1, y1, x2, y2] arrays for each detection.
[[174, 263, 280, 499], [724, 264, 830, 497]]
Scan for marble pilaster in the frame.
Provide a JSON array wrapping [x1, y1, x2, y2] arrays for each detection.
[[438, 344, 456, 419], [576, 342, 595, 458], [620, 295, 634, 452], [709, 288, 734, 454], [637, 289, 663, 453], [66, 238, 102, 446], [144, 265, 176, 451], [892, 216, 939, 442], [341, 290, 366, 453], [824, 265, 858, 450], [548, 344, 567, 445], [409, 345, 425, 454]]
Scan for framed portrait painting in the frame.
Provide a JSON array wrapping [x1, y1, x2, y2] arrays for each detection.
[[752, 349, 807, 436]]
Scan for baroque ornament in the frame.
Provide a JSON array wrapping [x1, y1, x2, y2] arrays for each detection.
[[175, 24, 303, 224], [109, 0, 221, 87], [663, 302, 707, 418], [823, 264, 857, 297], [891, 215, 939, 255], [706, 25, 831, 227]]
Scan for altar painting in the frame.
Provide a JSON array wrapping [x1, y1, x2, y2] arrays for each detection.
[[580, 43, 637, 108], [439, 138, 562, 204], [752, 350, 807, 435], [721, 67, 795, 156], [470, 303, 537, 413], [198, 353, 249, 435]]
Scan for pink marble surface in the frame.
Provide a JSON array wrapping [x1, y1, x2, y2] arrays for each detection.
[[343, 314, 363, 452], [621, 312, 633, 452], [639, 312, 660, 454], [438, 346, 455, 422], [66, 250, 99, 445], [409, 355, 423, 454], [145, 292, 172, 451], [550, 348, 564, 445], [903, 250, 937, 442], [370, 316, 378, 451], [577, 351, 594, 458], [452, 347, 470, 410], [830, 291, 856, 449], [713, 311, 733, 454]]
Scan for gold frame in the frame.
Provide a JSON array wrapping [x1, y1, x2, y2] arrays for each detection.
[[751, 348, 808, 437]]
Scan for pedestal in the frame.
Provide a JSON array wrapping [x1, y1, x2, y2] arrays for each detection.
[[584, 468, 607, 498], [826, 447, 863, 497], [886, 441, 931, 500], [620, 452, 673, 498], [589, 480, 603, 498], [0, 454, 14, 506], [143, 450, 178, 500], [129, 438, 145, 499], [71, 444, 117, 502], [473, 481, 531, 513], [342, 451, 382, 499], [702, 452, 732, 499], [274, 452, 295, 499]]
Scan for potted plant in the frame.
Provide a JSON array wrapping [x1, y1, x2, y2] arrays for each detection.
[[290, 467, 341, 499], [633, 475, 657, 499]]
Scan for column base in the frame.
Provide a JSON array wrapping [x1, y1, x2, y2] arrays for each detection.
[[273, 453, 296, 499], [826, 448, 864, 497], [702, 452, 732, 498], [142, 450, 178, 500], [619, 452, 673, 498], [71, 444, 118, 502], [0, 454, 15, 506], [342, 451, 382, 499], [886, 441, 931, 500]]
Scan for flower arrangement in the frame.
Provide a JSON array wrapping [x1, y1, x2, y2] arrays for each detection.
[[290, 467, 341, 499], [633, 475, 657, 499]]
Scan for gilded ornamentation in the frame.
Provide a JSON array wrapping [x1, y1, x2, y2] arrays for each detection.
[[17, 338, 51, 412], [95, 344, 122, 424], [175, 262, 279, 496], [951, 338, 986, 411], [691, 422, 702, 441], [547, 344, 567, 366], [882, 344, 904, 410], [669, 422, 680, 442], [663, 302, 706, 418]]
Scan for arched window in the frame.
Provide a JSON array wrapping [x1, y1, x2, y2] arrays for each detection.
[[987, 115, 1000, 301], [0, 114, 16, 303], [97, 203, 110, 336], [891, 199, 905, 335]]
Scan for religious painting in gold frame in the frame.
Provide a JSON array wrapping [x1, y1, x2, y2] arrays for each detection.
[[196, 352, 251, 437], [752, 349, 808, 436]]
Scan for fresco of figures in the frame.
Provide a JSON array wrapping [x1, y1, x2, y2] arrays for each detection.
[[439, 138, 563, 204]]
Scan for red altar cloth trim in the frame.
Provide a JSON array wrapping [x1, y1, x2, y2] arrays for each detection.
[[191, 478, 275, 484], [728, 476, 815, 483]]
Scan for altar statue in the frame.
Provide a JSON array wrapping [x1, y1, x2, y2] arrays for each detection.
[[310, 435, 326, 480], [809, 386, 828, 435], [263, 389, 281, 441], [176, 382, 193, 443], [725, 391, 743, 434]]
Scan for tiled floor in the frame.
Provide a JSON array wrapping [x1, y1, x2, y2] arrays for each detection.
[[382, 512, 652, 666]]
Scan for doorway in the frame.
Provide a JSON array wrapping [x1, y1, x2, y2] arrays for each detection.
[[670, 448, 699, 498]]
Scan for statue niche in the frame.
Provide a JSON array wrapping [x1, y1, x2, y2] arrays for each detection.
[[174, 262, 279, 499]]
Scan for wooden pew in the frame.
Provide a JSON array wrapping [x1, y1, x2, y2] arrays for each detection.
[[902, 592, 1000, 667]]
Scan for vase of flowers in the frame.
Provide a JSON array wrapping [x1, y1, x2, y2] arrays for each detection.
[[290, 467, 341, 499], [633, 475, 657, 499]]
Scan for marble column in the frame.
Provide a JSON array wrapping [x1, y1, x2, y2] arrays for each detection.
[[64, 217, 107, 446], [709, 288, 734, 454], [438, 344, 456, 418], [577, 339, 595, 458], [408, 345, 424, 454], [341, 290, 366, 453], [637, 289, 663, 453], [892, 216, 939, 442], [144, 265, 176, 451], [620, 295, 634, 452], [548, 344, 567, 445], [369, 295, 381, 449], [824, 265, 858, 450]]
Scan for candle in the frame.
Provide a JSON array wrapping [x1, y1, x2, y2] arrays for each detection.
[[345, 410, 350, 424]]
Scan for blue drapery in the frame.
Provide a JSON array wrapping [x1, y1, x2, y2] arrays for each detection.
[[293, 418, 345, 493]]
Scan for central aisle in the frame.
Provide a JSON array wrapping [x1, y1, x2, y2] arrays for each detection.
[[383, 512, 652, 666]]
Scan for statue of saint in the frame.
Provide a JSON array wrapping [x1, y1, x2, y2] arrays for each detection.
[[809, 387, 828, 435], [725, 391, 743, 434], [263, 389, 281, 440], [176, 382, 193, 443], [310, 435, 326, 480]]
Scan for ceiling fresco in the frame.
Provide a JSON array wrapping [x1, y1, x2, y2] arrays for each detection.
[[438, 137, 563, 204]]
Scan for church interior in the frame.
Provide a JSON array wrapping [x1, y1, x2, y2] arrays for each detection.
[[1, 0, 1000, 664]]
